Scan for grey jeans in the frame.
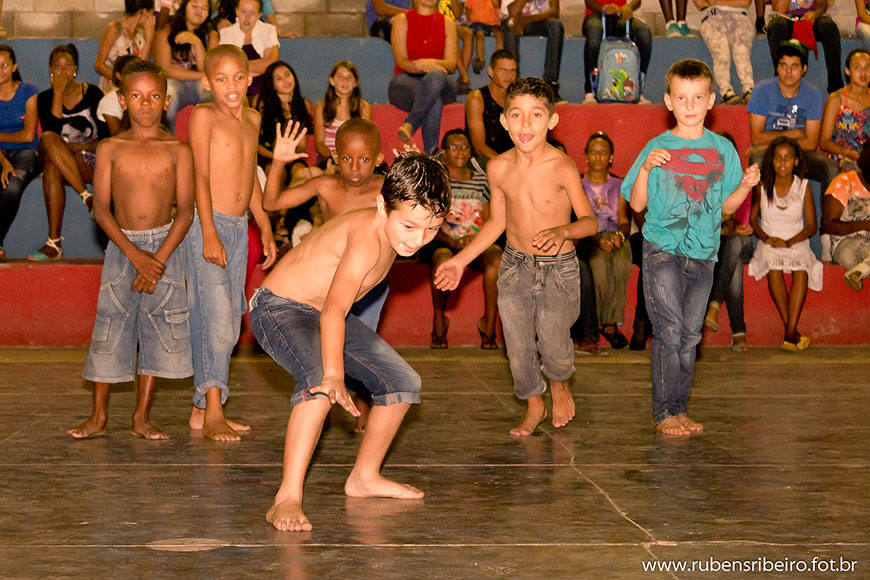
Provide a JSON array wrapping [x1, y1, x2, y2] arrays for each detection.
[[497, 243, 580, 400]]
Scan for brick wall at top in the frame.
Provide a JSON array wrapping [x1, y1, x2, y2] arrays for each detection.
[[0, 0, 861, 39]]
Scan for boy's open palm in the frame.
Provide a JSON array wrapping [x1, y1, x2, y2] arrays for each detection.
[[434, 258, 464, 291], [273, 122, 309, 165], [308, 378, 361, 417]]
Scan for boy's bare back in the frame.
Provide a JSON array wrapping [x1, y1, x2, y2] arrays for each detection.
[[313, 173, 386, 221], [262, 208, 395, 309], [190, 102, 261, 217], [98, 130, 193, 230], [490, 145, 586, 255]]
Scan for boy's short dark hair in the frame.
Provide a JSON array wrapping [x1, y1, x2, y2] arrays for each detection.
[[440, 128, 469, 149], [112, 54, 140, 88], [774, 40, 809, 69], [204, 44, 249, 76], [121, 59, 167, 93], [665, 59, 714, 94], [382, 153, 451, 218], [335, 117, 382, 154], [125, 0, 152, 14], [504, 77, 555, 115], [490, 49, 517, 68]]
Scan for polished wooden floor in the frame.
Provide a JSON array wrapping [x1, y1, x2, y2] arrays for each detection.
[[1, 346, 867, 579]]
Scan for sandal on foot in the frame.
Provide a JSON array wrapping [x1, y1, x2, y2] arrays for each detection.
[[844, 263, 870, 291], [27, 237, 64, 261], [600, 325, 628, 349], [781, 340, 799, 352], [430, 317, 449, 349], [397, 124, 413, 143], [731, 332, 749, 353], [704, 302, 720, 332], [79, 190, 96, 221], [477, 319, 498, 350], [797, 334, 811, 350]]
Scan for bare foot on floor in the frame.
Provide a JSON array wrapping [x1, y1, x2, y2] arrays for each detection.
[[131, 417, 169, 440], [66, 416, 107, 439], [510, 401, 548, 436], [656, 417, 691, 436], [677, 413, 704, 432], [550, 382, 575, 428], [189, 407, 250, 433], [345, 473, 425, 500], [353, 395, 371, 434], [266, 499, 312, 532]]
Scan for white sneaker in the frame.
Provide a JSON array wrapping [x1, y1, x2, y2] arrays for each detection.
[[583, 92, 597, 104]]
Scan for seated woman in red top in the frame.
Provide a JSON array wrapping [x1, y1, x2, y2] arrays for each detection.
[[389, 0, 458, 153]]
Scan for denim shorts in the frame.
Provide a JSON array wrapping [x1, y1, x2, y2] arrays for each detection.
[[83, 223, 192, 383], [497, 243, 581, 399], [249, 288, 421, 407]]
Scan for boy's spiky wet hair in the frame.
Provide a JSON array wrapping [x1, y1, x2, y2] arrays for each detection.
[[504, 77, 555, 115], [382, 153, 451, 218]]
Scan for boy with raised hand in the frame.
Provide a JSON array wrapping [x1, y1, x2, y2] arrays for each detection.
[[186, 45, 277, 441], [249, 152, 450, 532], [67, 60, 194, 440], [622, 59, 760, 436], [435, 78, 598, 437]]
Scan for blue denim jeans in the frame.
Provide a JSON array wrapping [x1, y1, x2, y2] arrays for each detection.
[[643, 240, 714, 424], [0, 148, 40, 247], [502, 18, 564, 84], [582, 14, 652, 95], [185, 210, 249, 409], [249, 288, 421, 407], [166, 78, 211, 134], [498, 243, 580, 400], [83, 223, 192, 383], [349, 278, 390, 331], [388, 71, 457, 153], [709, 234, 752, 335]]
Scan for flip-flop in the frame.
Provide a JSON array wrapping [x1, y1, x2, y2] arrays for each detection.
[[27, 237, 63, 261]]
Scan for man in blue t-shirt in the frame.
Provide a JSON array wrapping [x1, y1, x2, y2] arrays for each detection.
[[622, 60, 759, 436], [747, 40, 838, 195], [367, 0, 412, 42]]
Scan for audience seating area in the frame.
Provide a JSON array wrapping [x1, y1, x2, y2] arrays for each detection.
[[2, 36, 869, 347]]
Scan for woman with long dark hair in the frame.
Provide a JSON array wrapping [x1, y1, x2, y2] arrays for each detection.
[[257, 61, 312, 181]]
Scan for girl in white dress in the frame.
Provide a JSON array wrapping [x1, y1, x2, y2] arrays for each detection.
[[748, 136, 824, 351]]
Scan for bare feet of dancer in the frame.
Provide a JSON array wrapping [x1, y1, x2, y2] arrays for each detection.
[[656, 416, 691, 436], [550, 380, 575, 428], [510, 395, 548, 436], [188, 388, 250, 441], [66, 414, 108, 439], [267, 497, 312, 532], [344, 471, 425, 500], [677, 413, 704, 432], [131, 414, 169, 440]]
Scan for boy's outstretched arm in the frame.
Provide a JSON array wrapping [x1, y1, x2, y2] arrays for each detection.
[[434, 162, 508, 291], [532, 158, 598, 253], [309, 231, 382, 417], [189, 106, 226, 268], [262, 122, 314, 212], [92, 141, 166, 293], [722, 163, 761, 215]]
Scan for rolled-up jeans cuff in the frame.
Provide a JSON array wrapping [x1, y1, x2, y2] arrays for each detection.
[[193, 380, 230, 409]]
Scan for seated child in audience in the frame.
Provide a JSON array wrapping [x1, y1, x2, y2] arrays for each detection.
[[820, 49, 870, 173], [66, 60, 195, 440], [748, 135, 823, 351], [249, 153, 450, 532], [435, 78, 598, 436], [94, 0, 155, 94], [256, 61, 313, 181], [216, 0, 280, 97], [97, 54, 141, 136], [314, 61, 372, 165], [580, 132, 632, 349], [694, 0, 755, 104], [186, 45, 277, 441], [465, 0, 503, 75], [823, 145, 870, 291], [422, 129, 502, 349]]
